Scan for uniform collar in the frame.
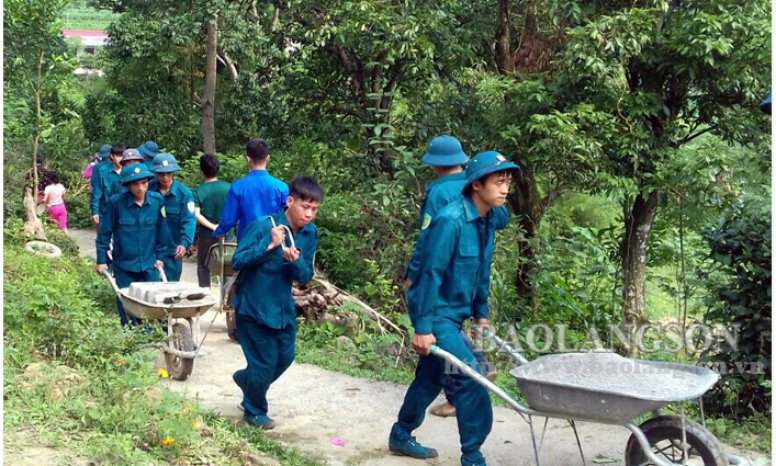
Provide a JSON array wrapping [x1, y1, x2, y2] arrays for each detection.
[[462, 196, 485, 222], [249, 169, 268, 176], [159, 180, 179, 197], [125, 192, 150, 207], [425, 171, 465, 193]]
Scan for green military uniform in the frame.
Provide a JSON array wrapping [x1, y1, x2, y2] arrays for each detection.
[[150, 153, 196, 282], [231, 209, 318, 426], [96, 165, 169, 326], [391, 151, 519, 466]]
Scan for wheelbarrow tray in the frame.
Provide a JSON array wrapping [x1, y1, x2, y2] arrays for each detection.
[[207, 241, 237, 277], [510, 353, 720, 423], [118, 288, 216, 320]]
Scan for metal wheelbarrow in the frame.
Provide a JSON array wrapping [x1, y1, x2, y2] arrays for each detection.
[[207, 239, 238, 341], [102, 265, 216, 381], [430, 330, 745, 466]]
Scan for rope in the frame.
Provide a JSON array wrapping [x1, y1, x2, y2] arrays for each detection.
[[269, 216, 296, 250]]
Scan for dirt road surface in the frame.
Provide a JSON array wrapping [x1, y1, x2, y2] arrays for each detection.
[[71, 229, 771, 466]]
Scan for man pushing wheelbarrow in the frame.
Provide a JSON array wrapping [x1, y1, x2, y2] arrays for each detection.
[[389, 151, 519, 466]]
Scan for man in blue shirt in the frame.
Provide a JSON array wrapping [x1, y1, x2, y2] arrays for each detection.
[[139, 140, 159, 170], [231, 177, 323, 430], [96, 164, 168, 326], [389, 151, 519, 466], [213, 138, 288, 242], [91, 144, 125, 233], [89, 144, 112, 232]]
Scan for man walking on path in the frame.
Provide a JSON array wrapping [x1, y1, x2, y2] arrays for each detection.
[[89, 144, 118, 233], [405, 136, 503, 419], [230, 177, 323, 430], [389, 151, 519, 466], [213, 138, 288, 242], [193, 153, 231, 288], [150, 153, 196, 282], [95, 164, 168, 326]]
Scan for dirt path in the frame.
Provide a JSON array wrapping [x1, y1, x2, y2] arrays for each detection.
[[70, 229, 771, 466]]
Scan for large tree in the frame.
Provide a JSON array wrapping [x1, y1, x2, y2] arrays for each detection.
[[4, 0, 75, 199]]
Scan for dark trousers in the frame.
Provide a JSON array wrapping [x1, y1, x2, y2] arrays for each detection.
[[197, 234, 217, 288], [113, 266, 160, 326], [161, 255, 182, 282], [444, 330, 492, 404], [395, 321, 493, 465], [233, 313, 295, 419]]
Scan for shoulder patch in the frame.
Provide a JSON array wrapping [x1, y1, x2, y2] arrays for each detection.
[[187, 201, 195, 213], [421, 213, 432, 230]]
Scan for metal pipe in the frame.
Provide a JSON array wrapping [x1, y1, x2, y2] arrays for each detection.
[[101, 269, 120, 293], [162, 343, 198, 359], [156, 263, 168, 283], [430, 345, 537, 416], [482, 329, 529, 365]]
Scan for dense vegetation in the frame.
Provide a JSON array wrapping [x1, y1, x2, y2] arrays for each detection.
[[3, 0, 771, 456]]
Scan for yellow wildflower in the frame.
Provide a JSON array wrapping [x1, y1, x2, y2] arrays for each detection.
[[184, 405, 192, 411], [192, 422, 200, 428], [157, 368, 169, 378], [117, 358, 125, 365], [360, 24, 366, 32], [161, 437, 175, 446]]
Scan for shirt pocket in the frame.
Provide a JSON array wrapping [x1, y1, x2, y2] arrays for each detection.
[[118, 215, 139, 230]]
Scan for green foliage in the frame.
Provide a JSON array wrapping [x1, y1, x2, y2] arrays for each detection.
[[698, 201, 771, 418], [3, 218, 324, 466], [4, 228, 152, 367]]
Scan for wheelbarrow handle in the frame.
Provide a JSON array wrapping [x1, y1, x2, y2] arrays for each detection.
[[155, 263, 168, 283], [482, 329, 530, 366], [429, 345, 527, 413], [100, 269, 120, 294]]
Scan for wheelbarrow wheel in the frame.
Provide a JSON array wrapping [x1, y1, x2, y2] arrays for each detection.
[[165, 323, 195, 381], [625, 415, 729, 466]]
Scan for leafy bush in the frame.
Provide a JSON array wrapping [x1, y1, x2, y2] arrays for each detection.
[[3, 226, 153, 367], [698, 202, 771, 418]]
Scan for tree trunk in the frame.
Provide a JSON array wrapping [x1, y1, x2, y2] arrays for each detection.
[[202, 19, 218, 155], [621, 190, 659, 356], [32, 50, 43, 201], [508, 167, 541, 308], [495, 0, 513, 74]]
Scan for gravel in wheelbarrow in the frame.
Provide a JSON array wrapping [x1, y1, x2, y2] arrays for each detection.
[[510, 351, 720, 423]]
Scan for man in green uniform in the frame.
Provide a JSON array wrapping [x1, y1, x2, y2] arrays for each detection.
[[95, 164, 168, 326], [193, 153, 232, 288], [91, 144, 125, 233], [389, 151, 519, 466], [150, 153, 196, 282], [231, 177, 323, 430]]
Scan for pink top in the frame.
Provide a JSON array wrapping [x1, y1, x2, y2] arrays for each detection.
[[44, 183, 66, 206]]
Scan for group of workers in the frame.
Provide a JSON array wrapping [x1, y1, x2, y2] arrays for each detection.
[[91, 134, 519, 466]]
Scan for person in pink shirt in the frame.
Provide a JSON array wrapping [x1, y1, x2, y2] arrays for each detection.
[[41, 171, 68, 234]]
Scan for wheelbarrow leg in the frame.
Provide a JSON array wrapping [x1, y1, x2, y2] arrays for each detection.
[[528, 415, 542, 466], [568, 419, 586, 466]]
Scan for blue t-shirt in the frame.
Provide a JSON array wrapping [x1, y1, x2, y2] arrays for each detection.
[[212, 170, 288, 242]]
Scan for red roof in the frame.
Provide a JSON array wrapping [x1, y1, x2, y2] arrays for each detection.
[[62, 29, 108, 38]]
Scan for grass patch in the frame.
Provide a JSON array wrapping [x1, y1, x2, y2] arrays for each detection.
[[3, 223, 325, 466]]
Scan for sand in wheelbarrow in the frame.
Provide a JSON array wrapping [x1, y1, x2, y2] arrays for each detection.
[[512, 351, 712, 400]]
